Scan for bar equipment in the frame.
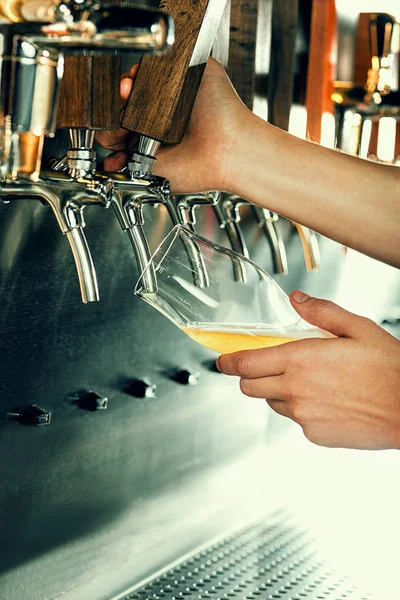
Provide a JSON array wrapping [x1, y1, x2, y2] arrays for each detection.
[[0, 1, 175, 302], [332, 12, 397, 157], [135, 224, 332, 354], [121, 0, 230, 178], [270, 0, 320, 273]]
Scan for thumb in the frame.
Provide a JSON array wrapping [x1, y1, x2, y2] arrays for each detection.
[[290, 290, 370, 338]]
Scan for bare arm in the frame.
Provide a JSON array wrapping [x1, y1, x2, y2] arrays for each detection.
[[98, 58, 400, 268], [227, 115, 400, 268]]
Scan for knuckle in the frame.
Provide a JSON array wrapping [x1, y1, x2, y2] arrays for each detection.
[[239, 378, 252, 396], [291, 401, 306, 424], [283, 384, 298, 403], [234, 353, 253, 377], [312, 299, 333, 317]]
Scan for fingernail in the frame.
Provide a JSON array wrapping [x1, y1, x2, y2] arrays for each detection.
[[291, 290, 310, 303], [215, 357, 221, 372]]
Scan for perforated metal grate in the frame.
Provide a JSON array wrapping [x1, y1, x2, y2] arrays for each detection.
[[118, 515, 374, 600]]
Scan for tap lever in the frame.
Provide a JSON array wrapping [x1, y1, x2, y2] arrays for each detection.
[[175, 191, 219, 230], [122, 0, 229, 175]]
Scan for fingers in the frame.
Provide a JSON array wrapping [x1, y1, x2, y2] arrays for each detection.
[[240, 375, 288, 400], [290, 290, 375, 339], [217, 345, 291, 379], [120, 65, 139, 102], [266, 399, 291, 419], [120, 77, 134, 102], [103, 150, 129, 172]]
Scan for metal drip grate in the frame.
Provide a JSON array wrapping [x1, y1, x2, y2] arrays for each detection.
[[118, 515, 374, 600]]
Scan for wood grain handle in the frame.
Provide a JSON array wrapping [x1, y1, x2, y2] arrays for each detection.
[[268, 0, 298, 131], [227, 0, 258, 111], [121, 0, 228, 145], [57, 55, 121, 130]]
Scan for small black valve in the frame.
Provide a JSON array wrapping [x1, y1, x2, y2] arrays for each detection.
[[76, 391, 108, 412], [125, 379, 157, 399], [173, 369, 200, 386], [7, 404, 51, 426]]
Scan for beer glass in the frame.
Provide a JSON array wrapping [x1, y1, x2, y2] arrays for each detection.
[[134, 225, 332, 354]]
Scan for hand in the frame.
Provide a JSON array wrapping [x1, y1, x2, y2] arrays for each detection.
[[217, 291, 400, 450], [96, 58, 251, 193]]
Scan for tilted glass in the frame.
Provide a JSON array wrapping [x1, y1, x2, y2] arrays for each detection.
[[134, 225, 332, 354]]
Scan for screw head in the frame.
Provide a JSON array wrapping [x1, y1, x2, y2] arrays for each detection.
[[126, 379, 157, 399], [174, 369, 200, 386], [7, 404, 51, 426], [76, 391, 108, 411]]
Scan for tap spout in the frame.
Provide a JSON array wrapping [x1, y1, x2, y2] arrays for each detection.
[[65, 228, 98, 303], [252, 207, 289, 276], [110, 173, 212, 291], [0, 172, 113, 302], [171, 192, 222, 289], [213, 194, 249, 283], [109, 173, 171, 295]]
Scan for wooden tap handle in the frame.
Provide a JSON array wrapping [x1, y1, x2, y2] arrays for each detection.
[[226, 0, 258, 111], [57, 55, 121, 130], [268, 0, 298, 132], [305, 0, 337, 143], [121, 0, 228, 145]]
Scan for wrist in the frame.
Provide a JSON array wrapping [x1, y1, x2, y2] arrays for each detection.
[[218, 108, 262, 193], [222, 112, 283, 197]]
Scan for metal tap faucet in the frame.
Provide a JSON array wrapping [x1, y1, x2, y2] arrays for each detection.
[[251, 207, 289, 276], [0, 172, 113, 302], [175, 191, 219, 231], [173, 191, 220, 289], [213, 194, 273, 283], [110, 175, 213, 292], [110, 173, 172, 295], [0, 4, 174, 301], [128, 136, 162, 178]]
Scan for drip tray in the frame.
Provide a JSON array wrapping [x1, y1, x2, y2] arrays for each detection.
[[116, 514, 373, 600]]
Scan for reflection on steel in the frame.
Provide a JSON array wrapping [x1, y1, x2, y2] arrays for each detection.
[[252, 206, 289, 276], [110, 174, 172, 295], [0, 172, 113, 302]]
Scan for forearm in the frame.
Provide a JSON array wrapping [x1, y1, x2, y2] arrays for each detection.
[[227, 112, 400, 268]]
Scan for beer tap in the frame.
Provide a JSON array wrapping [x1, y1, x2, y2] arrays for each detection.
[[267, 0, 319, 273], [0, 1, 174, 302], [121, 0, 229, 178], [364, 13, 396, 107], [115, 0, 229, 290], [0, 172, 113, 302], [332, 12, 397, 152]]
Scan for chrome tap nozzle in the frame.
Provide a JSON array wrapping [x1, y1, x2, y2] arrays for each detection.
[[0, 172, 113, 302], [251, 206, 289, 276]]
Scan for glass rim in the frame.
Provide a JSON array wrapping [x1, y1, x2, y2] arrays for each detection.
[[134, 224, 184, 296]]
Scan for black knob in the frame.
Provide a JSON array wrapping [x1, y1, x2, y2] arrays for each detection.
[[173, 369, 200, 386], [125, 379, 157, 398], [76, 391, 108, 412], [7, 404, 51, 426]]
